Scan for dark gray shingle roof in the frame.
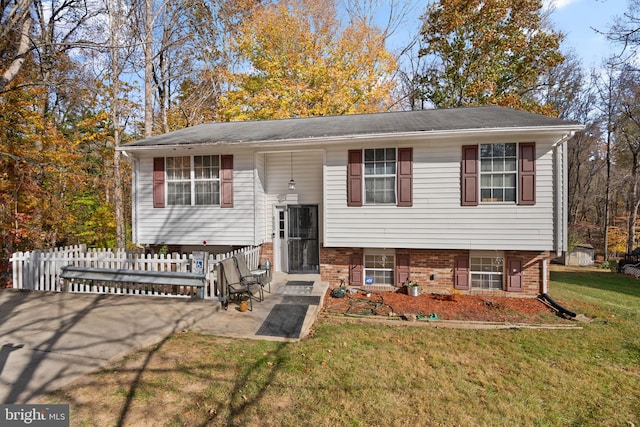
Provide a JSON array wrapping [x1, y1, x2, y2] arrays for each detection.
[[123, 106, 582, 148]]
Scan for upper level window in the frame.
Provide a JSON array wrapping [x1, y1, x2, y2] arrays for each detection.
[[480, 143, 516, 202], [166, 155, 220, 206], [364, 148, 396, 204]]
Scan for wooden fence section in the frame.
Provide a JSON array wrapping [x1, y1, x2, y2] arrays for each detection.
[[9, 245, 261, 300]]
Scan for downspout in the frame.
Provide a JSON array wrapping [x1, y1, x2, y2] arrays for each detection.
[[562, 137, 569, 256], [554, 134, 573, 257], [542, 258, 548, 294], [122, 151, 141, 248]]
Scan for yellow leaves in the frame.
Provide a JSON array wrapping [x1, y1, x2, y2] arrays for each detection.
[[219, 0, 397, 121], [420, 0, 563, 113], [607, 226, 628, 256]]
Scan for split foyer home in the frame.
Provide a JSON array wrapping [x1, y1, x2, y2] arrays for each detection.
[[119, 106, 583, 297]]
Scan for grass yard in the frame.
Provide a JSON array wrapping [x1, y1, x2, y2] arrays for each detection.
[[44, 267, 640, 426]]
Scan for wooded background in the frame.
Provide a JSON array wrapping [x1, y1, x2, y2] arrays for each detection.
[[2, 0, 640, 266]]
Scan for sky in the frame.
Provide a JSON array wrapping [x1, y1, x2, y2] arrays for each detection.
[[381, 0, 630, 69], [549, 0, 629, 67]]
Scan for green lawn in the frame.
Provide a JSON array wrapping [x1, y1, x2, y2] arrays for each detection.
[[47, 268, 640, 426]]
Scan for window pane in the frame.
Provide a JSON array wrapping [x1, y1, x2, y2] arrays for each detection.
[[505, 158, 516, 172], [364, 149, 374, 161], [505, 188, 516, 201], [195, 181, 220, 205], [505, 143, 516, 156], [194, 155, 219, 179], [168, 182, 190, 205], [386, 148, 396, 160], [167, 156, 190, 180], [364, 163, 374, 175], [386, 162, 396, 175]]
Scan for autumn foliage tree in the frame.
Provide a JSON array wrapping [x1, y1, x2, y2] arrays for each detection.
[[219, 0, 398, 120], [417, 0, 564, 114]]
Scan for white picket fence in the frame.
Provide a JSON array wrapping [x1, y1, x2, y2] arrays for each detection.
[[9, 244, 261, 300]]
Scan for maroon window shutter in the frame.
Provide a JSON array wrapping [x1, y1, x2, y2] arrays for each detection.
[[454, 256, 470, 290], [153, 157, 165, 208], [220, 155, 233, 208], [461, 145, 478, 206], [397, 147, 413, 207], [349, 253, 363, 286], [506, 257, 524, 292], [347, 150, 363, 207], [396, 254, 410, 287], [518, 142, 536, 205]]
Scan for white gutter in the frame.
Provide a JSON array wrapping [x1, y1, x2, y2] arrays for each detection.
[[115, 125, 585, 152]]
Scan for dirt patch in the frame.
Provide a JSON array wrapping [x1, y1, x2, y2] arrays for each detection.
[[323, 288, 563, 323]]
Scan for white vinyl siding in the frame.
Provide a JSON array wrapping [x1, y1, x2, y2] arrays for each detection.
[[130, 130, 565, 252], [134, 151, 255, 246], [324, 135, 561, 251]]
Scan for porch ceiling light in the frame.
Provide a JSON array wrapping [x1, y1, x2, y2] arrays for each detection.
[[288, 152, 296, 190]]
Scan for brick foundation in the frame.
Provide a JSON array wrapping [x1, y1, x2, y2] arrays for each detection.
[[259, 242, 274, 267], [320, 246, 550, 298]]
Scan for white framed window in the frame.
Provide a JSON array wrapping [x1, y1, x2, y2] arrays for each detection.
[[364, 249, 395, 286], [166, 155, 220, 206], [166, 156, 191, 205], [470, 251, 504, 290], [480, 143, 516, 202], [364, 148, 396, 204]]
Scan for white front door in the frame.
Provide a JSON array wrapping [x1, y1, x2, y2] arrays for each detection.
[[274, 205, 288, 272]]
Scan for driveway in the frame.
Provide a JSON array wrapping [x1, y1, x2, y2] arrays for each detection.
[[0, 273, 326, 404], [0, 289, 214, 403]]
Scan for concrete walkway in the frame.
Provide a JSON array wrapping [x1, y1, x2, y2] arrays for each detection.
[[0, 273, 327, 403]]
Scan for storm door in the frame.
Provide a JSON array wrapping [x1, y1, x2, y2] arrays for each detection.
[[287, 205, 319, 273]]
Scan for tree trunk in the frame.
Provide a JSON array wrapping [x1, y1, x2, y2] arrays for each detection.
[[0, 16, 32, 91], [144, 0, 154, 138], [109, 0, 126, 250], [627, 151, 640, 253]]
